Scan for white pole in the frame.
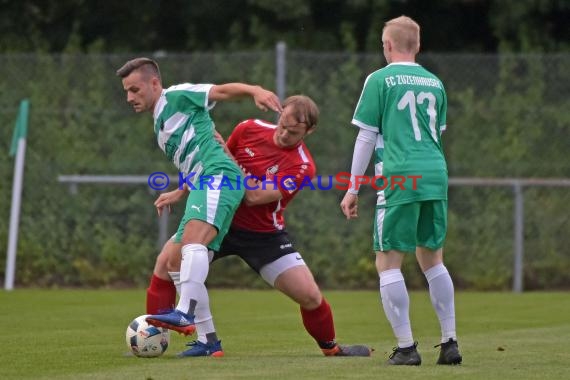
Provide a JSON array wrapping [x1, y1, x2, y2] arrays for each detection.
[[5, 138, 27, 291]]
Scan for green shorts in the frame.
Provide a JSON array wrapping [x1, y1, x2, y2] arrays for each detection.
[[373, 200, 447, 253], [174, 173, 245, 251]]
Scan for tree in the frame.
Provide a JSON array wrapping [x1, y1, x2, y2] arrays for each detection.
[[1, 0, 567, 53]]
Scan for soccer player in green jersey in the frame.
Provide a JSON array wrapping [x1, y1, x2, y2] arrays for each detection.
[[340, 16, 462, 366], [117, 57, 282, 356]]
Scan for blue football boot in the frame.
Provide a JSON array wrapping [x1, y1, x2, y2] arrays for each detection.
[[178, 340, 224, 357], [145, 309, 196, 336]]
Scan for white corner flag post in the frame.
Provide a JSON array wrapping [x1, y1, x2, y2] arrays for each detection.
[[5, 99, 30, 291]]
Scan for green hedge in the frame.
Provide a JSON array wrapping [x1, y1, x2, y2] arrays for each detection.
[[1, 51, 569, 289]]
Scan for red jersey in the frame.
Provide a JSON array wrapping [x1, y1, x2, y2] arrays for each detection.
[[226, 119, 316, 232]]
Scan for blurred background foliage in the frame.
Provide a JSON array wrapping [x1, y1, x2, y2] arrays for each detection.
[[0, 0, 568, 290], [0, 0, 568, 53]]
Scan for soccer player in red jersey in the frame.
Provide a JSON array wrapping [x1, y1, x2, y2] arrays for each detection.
[[147, 95, 371, 357]]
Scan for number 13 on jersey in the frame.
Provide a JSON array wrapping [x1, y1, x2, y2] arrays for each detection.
[[397, 90, 439, 142]]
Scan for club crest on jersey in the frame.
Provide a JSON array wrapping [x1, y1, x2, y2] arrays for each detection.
[[266, 165, 279, 175]]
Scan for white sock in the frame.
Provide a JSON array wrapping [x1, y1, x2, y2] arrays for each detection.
[[168, 271, 181, 295], [424, 263, 457, 343], [379, 269, 414, 348], [176, 244, 211, 322], [193, 287, 215, 342], [196, 319, 216, 344]]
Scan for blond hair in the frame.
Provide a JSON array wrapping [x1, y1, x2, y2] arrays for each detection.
[[383, 16, 420, 54]]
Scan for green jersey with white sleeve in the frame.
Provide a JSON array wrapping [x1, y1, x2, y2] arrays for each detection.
[[352, 62, 448, 207], [153, 83, 241, 183]]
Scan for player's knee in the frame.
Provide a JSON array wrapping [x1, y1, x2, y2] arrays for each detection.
[[166, 252, 180, 272], [298, 287, 323, 309]]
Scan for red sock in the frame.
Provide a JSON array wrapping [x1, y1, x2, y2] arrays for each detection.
[[300, 297, 336, 346], [146, 274, 176, 314]]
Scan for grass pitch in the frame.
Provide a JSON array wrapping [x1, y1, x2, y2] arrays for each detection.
[[0, 289, 568, 380]]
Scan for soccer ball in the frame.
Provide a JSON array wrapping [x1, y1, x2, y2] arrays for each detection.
[[125, 315, 170, 357]]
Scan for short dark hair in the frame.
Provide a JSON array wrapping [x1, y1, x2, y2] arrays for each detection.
[[116, 57, 162, 82], [282, 95, 319, 130]]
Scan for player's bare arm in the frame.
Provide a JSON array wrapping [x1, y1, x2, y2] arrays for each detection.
[[243, 180, 282, 206], [154, 187, 188, 216], [209, 83, 283, 113]]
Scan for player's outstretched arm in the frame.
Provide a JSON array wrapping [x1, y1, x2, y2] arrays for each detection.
[[209, 83, 282, 113]]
